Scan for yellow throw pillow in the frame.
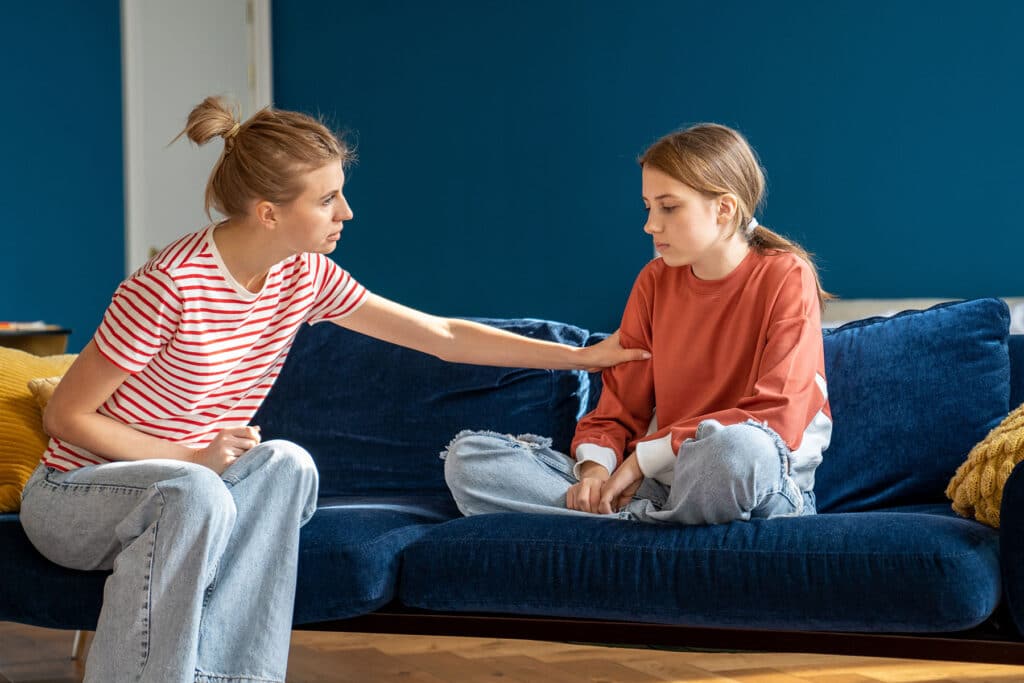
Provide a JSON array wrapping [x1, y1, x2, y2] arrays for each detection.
[[0, 348, 77, 513], [28, 376, 63, 409], [946, 402, 1024, 528]]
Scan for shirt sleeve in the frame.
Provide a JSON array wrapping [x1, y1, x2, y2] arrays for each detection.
[[92, 268, 182, 373], [305, 254, 369, 324], [633, 261, 828, 479], [570, 264, 657, 474]]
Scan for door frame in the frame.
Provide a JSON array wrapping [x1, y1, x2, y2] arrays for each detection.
[[120, 0, 273, 276]]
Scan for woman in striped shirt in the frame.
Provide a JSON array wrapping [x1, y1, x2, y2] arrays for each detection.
[[18, 96, 649, 683]]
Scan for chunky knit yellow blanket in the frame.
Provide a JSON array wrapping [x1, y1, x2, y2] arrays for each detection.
[[946, 402, 1024, 528]]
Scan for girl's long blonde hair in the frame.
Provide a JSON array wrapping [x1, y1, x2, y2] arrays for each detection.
[[640, 123, 832, 309], [176, 96, 351, 220]]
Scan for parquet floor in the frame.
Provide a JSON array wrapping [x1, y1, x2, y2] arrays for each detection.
[[2, 623, 1024, 682]]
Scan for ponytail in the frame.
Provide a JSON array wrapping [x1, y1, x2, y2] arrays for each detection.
[[749, 225, 834, 311]]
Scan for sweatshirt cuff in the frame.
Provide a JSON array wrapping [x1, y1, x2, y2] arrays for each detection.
[[573, 444, 618, 480], [635, 434, 676, 479]]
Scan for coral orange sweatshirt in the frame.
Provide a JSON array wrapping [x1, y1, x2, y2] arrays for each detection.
[[571, 249, 832, 488]]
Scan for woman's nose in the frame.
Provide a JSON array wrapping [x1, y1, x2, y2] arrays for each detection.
[[336, 197, 354, 221]]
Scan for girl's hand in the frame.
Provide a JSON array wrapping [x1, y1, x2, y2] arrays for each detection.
[[598, 452, 643, 514], [191, 426, 261, 474], [566, 460, 610, 513], [579, 330, 650, 372]]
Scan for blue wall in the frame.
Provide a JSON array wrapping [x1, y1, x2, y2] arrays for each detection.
[[0, 2, 124, 352], [274, 0, 1024, 333], [5, 2, 1020, 348]]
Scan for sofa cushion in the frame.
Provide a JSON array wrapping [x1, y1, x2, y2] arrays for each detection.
[[0, 512, 107, 629], [399, 508, 1000, 633], [997, 460, 1024, 636], [293, 496, 459, 624], [254, 318, 590, 497], [817, 298, 1010, 512], [0, 495, 456, 629]]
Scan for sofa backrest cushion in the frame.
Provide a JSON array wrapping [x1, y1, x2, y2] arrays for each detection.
[[1009, 334, 1024, 411], [816, 298, 1011, 512], [252, 318, 590, 496]]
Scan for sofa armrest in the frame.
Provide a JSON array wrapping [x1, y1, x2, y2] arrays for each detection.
[[999, 459, 1024, 636]]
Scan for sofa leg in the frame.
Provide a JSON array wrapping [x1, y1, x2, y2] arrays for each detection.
[[71, 629, 87, 660]]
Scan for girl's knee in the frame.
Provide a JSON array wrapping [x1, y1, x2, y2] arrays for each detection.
[[442, 431, 519, 470], [442, 430, 575, 517], [443, 430, 519, 460], [442, 431, 512, 488], [694, 421, 786, 478]]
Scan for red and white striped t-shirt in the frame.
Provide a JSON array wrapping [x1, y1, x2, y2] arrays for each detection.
[[42, 225, 368, 472]]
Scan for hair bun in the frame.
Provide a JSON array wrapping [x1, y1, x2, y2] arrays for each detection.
[[177, 96, 240, 147]]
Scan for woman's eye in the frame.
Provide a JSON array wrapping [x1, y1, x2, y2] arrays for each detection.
[[661, 206, 677, 213], [323, 196, 335, 205]]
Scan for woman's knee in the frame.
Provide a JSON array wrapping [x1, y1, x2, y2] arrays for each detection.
[[168, 465, 238, 525], [261, 439, 317, 475], [234, 439, 319, 491], [243, 440, 320, 520]]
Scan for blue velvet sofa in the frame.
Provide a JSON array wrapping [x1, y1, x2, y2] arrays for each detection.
[[3, 297, 1024, 664]]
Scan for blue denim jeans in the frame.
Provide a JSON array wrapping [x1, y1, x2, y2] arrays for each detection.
[[19, 440, 319, 683], [443, 420, 815, 525]]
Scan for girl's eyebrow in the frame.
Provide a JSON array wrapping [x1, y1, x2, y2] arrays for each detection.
[[642, 193, 679, 201]]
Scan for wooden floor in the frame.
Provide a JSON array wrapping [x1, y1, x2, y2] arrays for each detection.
[[3, 623, 1024, 682]]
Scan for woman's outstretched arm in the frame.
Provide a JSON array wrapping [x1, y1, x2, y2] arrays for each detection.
[[331, 293, 649, 371]]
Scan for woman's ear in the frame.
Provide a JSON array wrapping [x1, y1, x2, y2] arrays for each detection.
[[717, 194, 739, 226], [254, 200, 277, 227]]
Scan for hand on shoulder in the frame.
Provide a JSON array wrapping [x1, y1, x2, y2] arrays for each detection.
[[578, 330, 650, 372]]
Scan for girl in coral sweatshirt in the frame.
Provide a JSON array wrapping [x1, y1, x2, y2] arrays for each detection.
[[444, 123, 832, 525]]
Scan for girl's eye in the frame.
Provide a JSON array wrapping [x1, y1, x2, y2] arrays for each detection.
[[323, 195, 336, 206], [661, 206, 677, 213]]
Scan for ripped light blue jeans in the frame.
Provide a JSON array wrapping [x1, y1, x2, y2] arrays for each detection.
[[19, 440, 319, 683], [443, 420, 815, 525]]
